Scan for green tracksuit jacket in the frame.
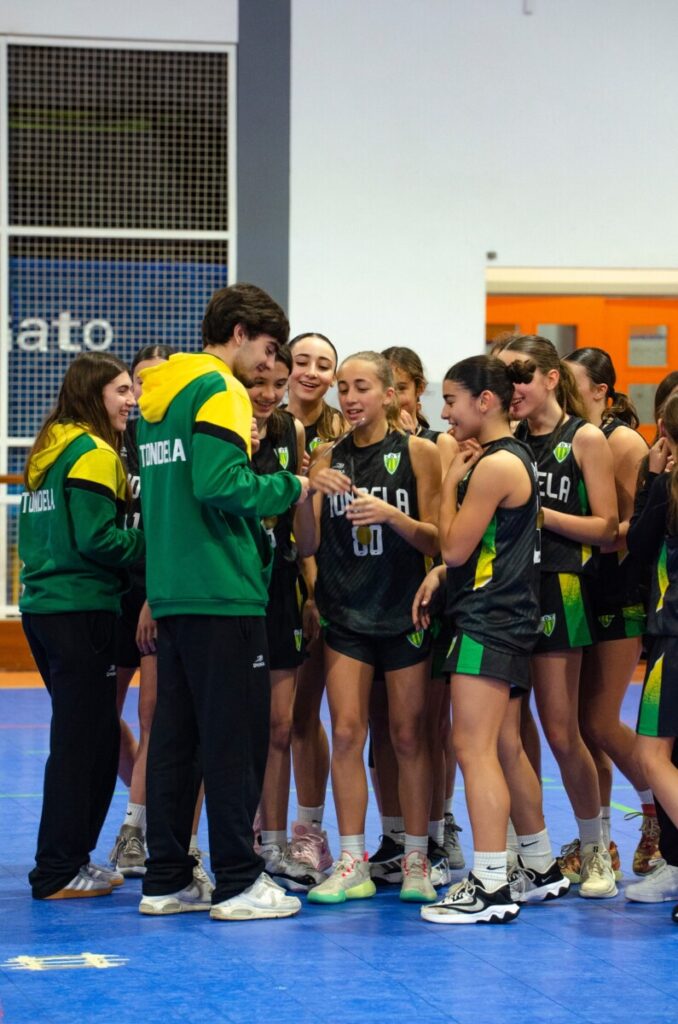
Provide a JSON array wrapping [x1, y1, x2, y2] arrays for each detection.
[[19, 424, 145, 613], [137, 352, 302, 618]]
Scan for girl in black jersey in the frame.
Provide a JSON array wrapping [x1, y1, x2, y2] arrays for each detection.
[[247, 349, 326, 892], [497, 335, 619, 899], [285, 333, 346, 876], [295, 351, 442, 905], [628, 393, 678, 925], [110, 344, 177, 878], [416, 356, 568, 925], [367, 346, 462, 880], [564, 349, 657, 877]]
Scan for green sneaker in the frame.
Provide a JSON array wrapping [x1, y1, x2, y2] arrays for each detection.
[[307, 851, 376, 905], [400, 851, 436, 903]]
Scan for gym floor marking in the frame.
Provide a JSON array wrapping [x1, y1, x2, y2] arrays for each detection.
[[4, 953, 128, 971]]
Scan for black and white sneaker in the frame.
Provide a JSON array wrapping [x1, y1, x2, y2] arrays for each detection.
[[369, 834, 405, 885], [420, 872, 520, 925], [427, 837, 451, 887], [508, 857, 570, 903]]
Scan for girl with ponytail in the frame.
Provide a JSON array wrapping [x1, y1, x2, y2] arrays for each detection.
[[294, 350, 442, 907], [496, 335, 619, 899], [628, 393, 678, 922], [564, 348, 658, 875], [415, 355, 568, 924]]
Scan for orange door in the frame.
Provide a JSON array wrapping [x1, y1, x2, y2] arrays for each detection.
[[487, 295, 678, 441]]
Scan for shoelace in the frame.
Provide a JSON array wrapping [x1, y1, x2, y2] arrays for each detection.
[[440, 876, 475, 905], [624, 811, 661, 841], [404, 855, 429, 880], [289, 833, 322, 863]]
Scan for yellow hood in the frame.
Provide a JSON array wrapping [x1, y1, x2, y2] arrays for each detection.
[[27, 423, 89, 490], [138, 352, 235, 424]]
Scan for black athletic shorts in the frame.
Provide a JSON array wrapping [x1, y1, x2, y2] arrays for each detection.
[[637, 635, 678, 738], [535, 572, 595, 653], [431, 615, 454, 681], [323, 620, 431, 673], [266, 566, 306, 671], [592, 603, 646, 643], [116, 583, 146, 669], [443, 629, 531, 693]]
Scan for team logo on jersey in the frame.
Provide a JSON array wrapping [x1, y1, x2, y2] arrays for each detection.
[[275, 446, 289, 469], [406, 629, 424, 649], [294, 629, 303, 652], [540, 614, 556, 637], [598, 615, 614, 629], [384, 452, 401, 475], [309, 437, 322, 452], [553, 441, 572, 464]]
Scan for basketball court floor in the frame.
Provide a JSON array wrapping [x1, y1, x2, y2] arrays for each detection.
[[1, 675, 677, 1024]]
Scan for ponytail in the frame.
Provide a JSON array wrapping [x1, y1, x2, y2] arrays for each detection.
[[564, 347, 639, 429]]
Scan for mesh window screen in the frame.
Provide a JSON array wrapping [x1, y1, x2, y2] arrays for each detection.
[[9, 45, 230, 231], [9, 237, 229, 437]]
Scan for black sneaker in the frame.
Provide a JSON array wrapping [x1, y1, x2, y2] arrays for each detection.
[[427, 837, 450, 887], [508, 857, 570, 904], [369, 834, 404, 885], [420, 872, 520, 925]]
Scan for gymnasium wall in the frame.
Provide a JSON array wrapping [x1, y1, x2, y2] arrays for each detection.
[[288, 0, 678, 382]]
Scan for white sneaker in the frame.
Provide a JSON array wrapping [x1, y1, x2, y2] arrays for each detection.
[[579, 843, 618, 899], [263, 843, 327, 892], [85, 861, 124, 888], [188, 846, 213, 888], [307, 851, 376, 905], [400, 851, 436, 903], [42, 866, 113, 900], [625, 860, 678, 903], [210, 872, 301, 920], [139, 876, 214, 915]]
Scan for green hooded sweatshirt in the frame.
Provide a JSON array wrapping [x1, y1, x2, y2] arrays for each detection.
[[137, 352, 302, 618], [19, 424, 145, 614]]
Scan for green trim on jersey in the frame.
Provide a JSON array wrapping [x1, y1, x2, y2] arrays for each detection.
[[656, 542, 669, 613], [473, 517, 497, 591]]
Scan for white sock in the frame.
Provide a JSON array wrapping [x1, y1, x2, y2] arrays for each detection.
[[124, 802, 146, 831], [577, 814, 603, 849], [382, 815, 404, 838], [404, 834, 428, 858], [600, 807, 611, 848], [189, 833, 199, 852], [297, 804, 324, 826], [636, 788, 655, 809], [339, 834, 365, 860], [260, 830, 287, 849], [506, 819, 519, 853], [444, 796, 454, 815], [428, 819, 445, 846], [473, 851, 507, 892], [517, 828, 553, 873]]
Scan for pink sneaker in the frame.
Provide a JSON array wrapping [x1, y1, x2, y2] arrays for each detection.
[[289, 821, 334, 873]]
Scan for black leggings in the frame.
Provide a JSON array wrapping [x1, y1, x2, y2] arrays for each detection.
[[23, 611, 119, 898]]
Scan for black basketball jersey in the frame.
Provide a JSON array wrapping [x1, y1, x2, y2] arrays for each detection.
[[594, 416, 646, 613], [416, 426, 440, 443], [445, 437, 541, 654], [516, 416, 594, 575], [315, 430, 428, 635], [304, 404, 342, 454], [252, 411, 299, 567]]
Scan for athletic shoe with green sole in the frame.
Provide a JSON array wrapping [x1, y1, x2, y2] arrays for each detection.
[[400, 851, 436, 903], [307, 851, 376, 905]]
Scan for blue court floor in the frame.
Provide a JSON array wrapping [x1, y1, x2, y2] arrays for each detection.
[[1, 681, 677, 1024]]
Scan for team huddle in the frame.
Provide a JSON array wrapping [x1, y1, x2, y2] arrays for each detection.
[[17, 283, 678, 926]]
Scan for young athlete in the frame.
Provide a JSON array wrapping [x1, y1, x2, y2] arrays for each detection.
[[417, 355, 568, 925], [247, 348, 325, 891], [628, 392, 678, 924], [497, 335, 619, 898], [564, 348, 656, 876], [295, 351, 442, 904], [286, 333, 344, 873], [20, 352, 145, 899], [367, 346, 463, 885]]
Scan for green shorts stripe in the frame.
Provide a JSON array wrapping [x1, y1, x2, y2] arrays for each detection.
[[559, 573, 592, 648], [637, 653, 663, 736], [456, 633, 484, 675]]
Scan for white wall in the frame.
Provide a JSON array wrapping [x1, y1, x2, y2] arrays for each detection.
[[289, 0, 678, 392], [1, 0, 237, 42]]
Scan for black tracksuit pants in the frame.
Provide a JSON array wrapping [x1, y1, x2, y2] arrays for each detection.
[[22, 611, 119, 899], [143, 615, 270, 904]]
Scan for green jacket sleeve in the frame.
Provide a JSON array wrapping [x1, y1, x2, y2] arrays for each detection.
[[68, 485, 146, 566], [192, 431, 302, 516]]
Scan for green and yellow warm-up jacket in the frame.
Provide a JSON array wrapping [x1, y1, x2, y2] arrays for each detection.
[[137, 352, 302, 618], [19, 423, 145, 614]]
